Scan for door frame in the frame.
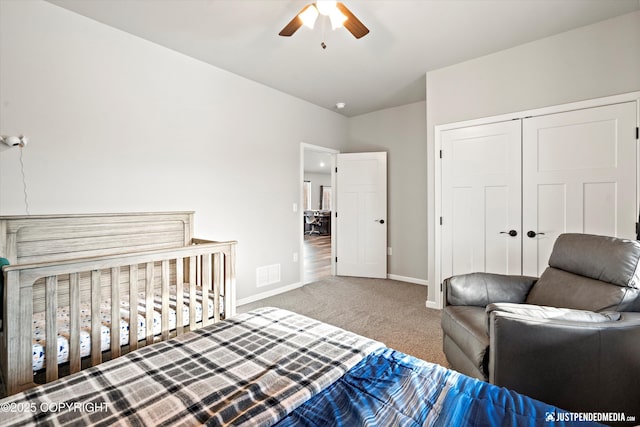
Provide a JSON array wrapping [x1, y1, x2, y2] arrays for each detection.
[[431, 91, 640, 310], [300, 143, 339, 284]]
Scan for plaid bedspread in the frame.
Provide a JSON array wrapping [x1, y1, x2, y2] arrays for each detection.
[[0, 307, 384, 426]]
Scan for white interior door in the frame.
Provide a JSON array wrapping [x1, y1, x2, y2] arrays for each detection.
[[522, 102, 638, 276], [336, 152, 387, 278], [441, 120, 522, 280]]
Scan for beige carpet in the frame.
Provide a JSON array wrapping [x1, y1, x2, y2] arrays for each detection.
[[238, 276, 448, 367]]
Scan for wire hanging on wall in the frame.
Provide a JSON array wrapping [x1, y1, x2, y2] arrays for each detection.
[[19, 145, 30, 215]]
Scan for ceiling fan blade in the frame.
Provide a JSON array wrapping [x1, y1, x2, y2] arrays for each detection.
[[279, 4, 313, 37], [336, 2, 369, 39]]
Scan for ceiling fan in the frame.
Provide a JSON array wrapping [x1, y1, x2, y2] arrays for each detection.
[[279, 1, 369, 40]]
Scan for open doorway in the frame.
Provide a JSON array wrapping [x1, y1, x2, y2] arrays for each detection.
[[300, 143, 337, 284]]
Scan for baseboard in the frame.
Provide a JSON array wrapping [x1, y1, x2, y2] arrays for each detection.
[[387, 274, 428, 286], [425, 300, 441, 310], [238, 276, 430, 307], [237, 281, 304, 307]]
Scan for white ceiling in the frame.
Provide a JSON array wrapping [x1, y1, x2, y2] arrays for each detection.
[[48, 0, 640, 117], [304, 150, 333, 174]]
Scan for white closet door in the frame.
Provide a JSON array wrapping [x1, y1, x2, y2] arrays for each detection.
[[441, 120, 522, 280], [522, 102, 638, 277]]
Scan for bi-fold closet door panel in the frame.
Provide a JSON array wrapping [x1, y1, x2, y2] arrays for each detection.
[[441, 120, 523, 281], [441, 101, 637, 281], [522, 102, 638, 277]]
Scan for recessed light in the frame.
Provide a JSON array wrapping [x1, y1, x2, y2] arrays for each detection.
[[336, 102, 346, 109]]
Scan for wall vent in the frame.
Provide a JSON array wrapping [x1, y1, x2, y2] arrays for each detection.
[[256, 264, 281, 287]]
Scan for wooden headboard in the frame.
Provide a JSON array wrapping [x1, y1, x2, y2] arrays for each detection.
[[0, 211, 194, 265]]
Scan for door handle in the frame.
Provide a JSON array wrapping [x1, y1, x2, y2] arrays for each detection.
[[500, 230, 518, 237], [375, 219, 385, 224], [527, 231, 545, 238]]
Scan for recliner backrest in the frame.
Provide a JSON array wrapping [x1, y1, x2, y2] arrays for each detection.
[[548, 233, 640, 287], [525, 234, 640, 312]]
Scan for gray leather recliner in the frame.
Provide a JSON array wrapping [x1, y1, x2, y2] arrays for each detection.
[[442, 233, 640, 416]]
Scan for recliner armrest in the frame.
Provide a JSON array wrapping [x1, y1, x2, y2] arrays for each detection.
[[487, 302, 621, 323], [489, 310, 640, 415], [443, 272, 537, 307]]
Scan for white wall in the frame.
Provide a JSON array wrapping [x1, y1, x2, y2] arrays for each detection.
[[426, 11, 640, 305], [0, 0, 348, 301], [346, 101, 428, 283]]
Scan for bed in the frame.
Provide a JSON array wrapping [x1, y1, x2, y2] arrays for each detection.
[[0, 307, 606, 426], [0, 212, 237, 396]]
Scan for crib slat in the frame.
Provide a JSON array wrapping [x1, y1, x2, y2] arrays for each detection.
[[69, 273, 81, 374], [161, 260, 169, 341], [213, 253, 221, 322], [110, 267, 121, 358], [189, 256, 197, 328], [176, 258, 184, 335], [18, 277, 33, 387], [225, 245, 237, 317], [91, 270, 102, 366], [45, 276, 58, 383], [196, 255, 202, 286], [202, 254, 210, 326], [129, 264, 138, 351], [145, 262, 154, 344]]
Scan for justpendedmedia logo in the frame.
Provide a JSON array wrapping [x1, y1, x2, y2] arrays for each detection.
[[545, 411, 636, 423]]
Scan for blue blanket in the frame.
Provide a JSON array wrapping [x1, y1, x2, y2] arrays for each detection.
[[276, 348, 602, 427]]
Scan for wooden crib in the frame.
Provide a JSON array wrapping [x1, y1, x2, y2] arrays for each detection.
[[0, 211, 237, 396]]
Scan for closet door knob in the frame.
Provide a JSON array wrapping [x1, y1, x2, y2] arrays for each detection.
[[500, 230, 518, 237], [375, 219, 385, 224], [527, 231, 545, 238]]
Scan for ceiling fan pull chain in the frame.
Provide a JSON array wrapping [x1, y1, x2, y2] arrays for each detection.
[[321, 15, 327, 49]]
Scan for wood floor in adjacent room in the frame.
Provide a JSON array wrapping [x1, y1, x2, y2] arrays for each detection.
[[303, 234, 331, 284]]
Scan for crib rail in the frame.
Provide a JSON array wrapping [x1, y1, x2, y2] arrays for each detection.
[[1, 238, 236, 396]]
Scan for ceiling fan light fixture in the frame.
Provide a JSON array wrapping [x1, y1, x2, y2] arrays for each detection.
[[329, 8, 347, 30], [315, 1, 337, 16], [279, 1, 368, 39], [299, 5, 319, 29]]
